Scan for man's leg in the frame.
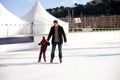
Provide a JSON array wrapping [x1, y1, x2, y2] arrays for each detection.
[[50, 43, 56, 63], [58, 43, 62, 63]]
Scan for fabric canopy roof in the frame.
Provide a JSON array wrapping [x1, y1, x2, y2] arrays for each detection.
[[22, 1, 69, 34], [0, 3, 28, 24]]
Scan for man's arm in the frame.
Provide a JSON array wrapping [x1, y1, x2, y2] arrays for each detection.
[[47, 27, 52, 41], [61, 27, 67, 42]]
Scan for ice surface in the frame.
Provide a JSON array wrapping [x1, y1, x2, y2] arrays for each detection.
[[0, 32, 120, 80]]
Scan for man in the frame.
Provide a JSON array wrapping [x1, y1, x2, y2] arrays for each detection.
[[47, 20, 67, 63]]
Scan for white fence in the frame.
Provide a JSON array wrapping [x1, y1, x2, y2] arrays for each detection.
[[69, 28, 120, 32], [0, 24, 33, 37]]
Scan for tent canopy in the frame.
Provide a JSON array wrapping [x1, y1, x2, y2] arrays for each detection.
[[0, 3, 32, 37], [22, 1, 69, 34], [0, 3, 28, 24]]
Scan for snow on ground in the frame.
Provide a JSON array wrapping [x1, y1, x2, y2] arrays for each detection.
[[0, 31, 120, 80]]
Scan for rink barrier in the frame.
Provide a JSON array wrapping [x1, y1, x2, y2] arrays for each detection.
[[69, 28, 120, 32], [0, 36, 34, 45], [0, 35, 34, 52], [1, 31, 120, 52]]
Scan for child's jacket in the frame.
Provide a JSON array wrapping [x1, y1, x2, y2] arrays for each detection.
[[38, 39, 50, 52]]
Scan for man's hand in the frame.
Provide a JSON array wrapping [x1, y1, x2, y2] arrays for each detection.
[[64, 40, 67, 43], [64, 38, 67, 44]]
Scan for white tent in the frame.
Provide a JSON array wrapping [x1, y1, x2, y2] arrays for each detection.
[[0, 3, 32, 37], [22, 1, 69, 34]]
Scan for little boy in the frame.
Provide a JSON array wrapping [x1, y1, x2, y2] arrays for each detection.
[[38, 37, 50, 62]]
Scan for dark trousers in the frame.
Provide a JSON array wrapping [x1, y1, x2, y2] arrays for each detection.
[[51, 42, 62, 59], [38, 51, 46, 62]]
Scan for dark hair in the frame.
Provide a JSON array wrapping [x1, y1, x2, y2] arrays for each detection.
[[53, 20, 58, 23]]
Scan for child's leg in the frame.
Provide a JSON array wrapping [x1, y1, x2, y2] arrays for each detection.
[[43, 52, 46, 62], [38, 51, 42, 62]]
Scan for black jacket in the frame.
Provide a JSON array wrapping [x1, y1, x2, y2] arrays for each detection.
[[47, 25, 67, 44]]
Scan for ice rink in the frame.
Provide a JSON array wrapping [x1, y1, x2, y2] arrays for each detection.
[[0, 31, 120, 80]]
